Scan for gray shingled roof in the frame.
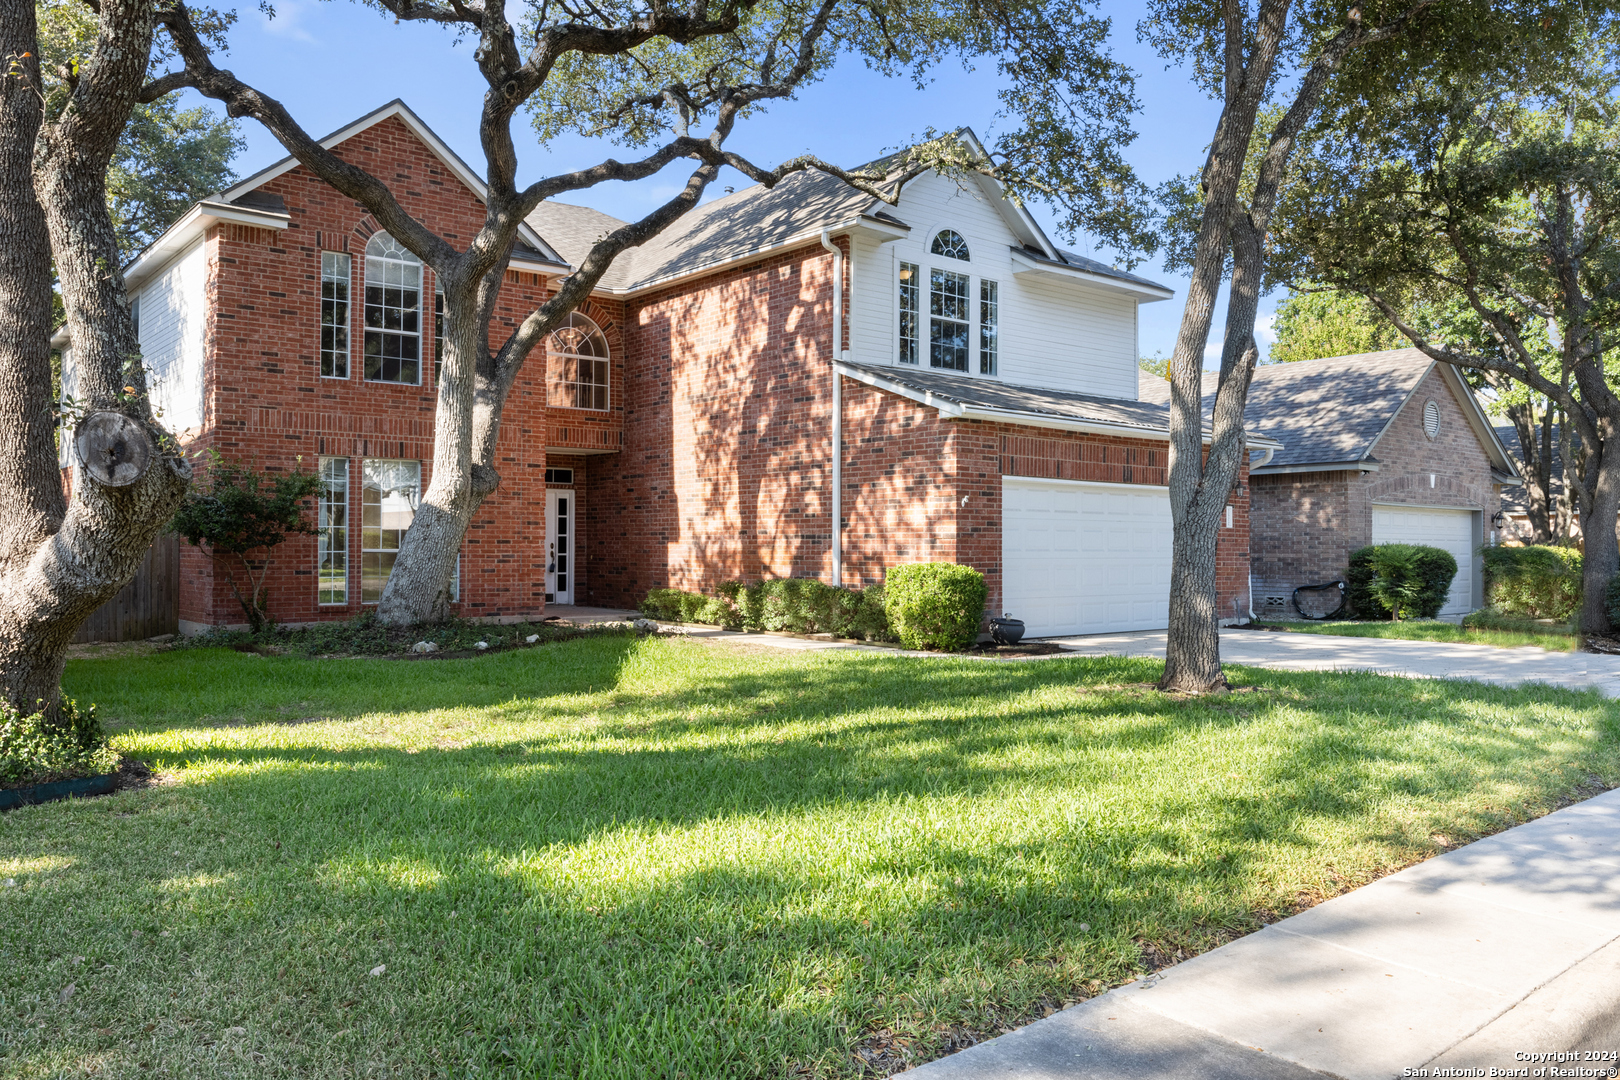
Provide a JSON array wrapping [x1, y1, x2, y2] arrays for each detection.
[[1137, 349, 1438, 468], [845, 362, 1211, 436], [527, 159, 1168, 296], [1495, 423, 1568, 516]]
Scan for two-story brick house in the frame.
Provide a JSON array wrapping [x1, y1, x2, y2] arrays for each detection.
[[61, 100, 1270, 639]]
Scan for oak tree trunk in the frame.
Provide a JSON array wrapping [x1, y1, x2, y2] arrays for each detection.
[[0, 0, 190, 719], [1577, 421, 1620, 636]]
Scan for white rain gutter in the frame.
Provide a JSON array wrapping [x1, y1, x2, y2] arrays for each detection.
[[820, 229, 844, 587]]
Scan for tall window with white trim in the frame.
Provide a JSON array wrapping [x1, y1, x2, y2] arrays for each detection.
[[432, 276, 445, 387], [317, 457, 348, 604], [930, 268, 971, 371], [363, 233, 422, 385], [321, 252, 350, 378], [979, 279, 999, 375], [548, 311, 610, 411], [898, 262, 920, 364], [361, 459, 420, 603]]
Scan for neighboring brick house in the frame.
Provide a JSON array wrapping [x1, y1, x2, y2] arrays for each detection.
[[61, 100, 1272, 638], [1141, 350, 1520, 620]]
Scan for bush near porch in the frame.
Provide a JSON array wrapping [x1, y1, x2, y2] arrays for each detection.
[[8, 638, 1620, 1078]]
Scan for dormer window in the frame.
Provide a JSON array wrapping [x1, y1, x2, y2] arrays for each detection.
[[931, 229, 971, 261], [900, 228, 998, 375]]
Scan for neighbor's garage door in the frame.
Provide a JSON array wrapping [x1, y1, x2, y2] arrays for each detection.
[[1370, 504, 1478, 618], [1002, 477, 1172, 637]]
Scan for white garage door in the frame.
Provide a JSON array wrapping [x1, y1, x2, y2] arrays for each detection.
[[1370, 504, 1477, 618], [1002, 478, 1172, 637]]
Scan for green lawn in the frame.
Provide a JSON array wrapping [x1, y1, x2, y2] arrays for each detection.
[[4, 636, 1618, 1078], [1250, 618, 1579, 651]]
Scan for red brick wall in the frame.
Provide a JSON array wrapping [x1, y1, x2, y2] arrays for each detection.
[[178, 116, 593, 629], [586, 238, 1253, 627]]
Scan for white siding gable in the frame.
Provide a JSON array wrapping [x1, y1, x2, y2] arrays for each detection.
[[137, 241, 208, 436], [849, 170, 1141, 401]]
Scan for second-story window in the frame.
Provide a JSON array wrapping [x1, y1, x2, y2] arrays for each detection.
[[363, 233, 421, 385], [898, 262, 920, 365], [548, 311, 610, 411], [432, 277, 445, 388], [320, 252, 351, 379], [980, 279, 999, 376], [930, 267, 971, 371]]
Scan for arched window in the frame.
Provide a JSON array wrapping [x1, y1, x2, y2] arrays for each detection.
[[931, 229, 971, 261], [363, 232, 422, 385], [549, 311, 610, 411]]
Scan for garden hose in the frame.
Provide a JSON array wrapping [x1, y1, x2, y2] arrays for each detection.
[[1292, 580, 1347, 621]]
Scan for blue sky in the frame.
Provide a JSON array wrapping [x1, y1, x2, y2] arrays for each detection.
[[189, 0, 1277, 363]]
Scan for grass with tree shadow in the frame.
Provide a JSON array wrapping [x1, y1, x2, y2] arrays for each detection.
[[4, 635, 1618, 1077]]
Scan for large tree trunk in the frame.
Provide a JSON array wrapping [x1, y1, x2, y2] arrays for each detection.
[[0, 0, 190, 719], [373, 287, 493, 625], [1577, 423, 1620, 636]]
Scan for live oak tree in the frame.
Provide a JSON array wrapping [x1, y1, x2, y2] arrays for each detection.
[[1270, 12, 1620, 631], [0, 0, 224, 718], [151, 0, 1140, 627], [37, 0, 243, 259], [991, 0, 1590, 690], [1271, 286, 1575, 544]]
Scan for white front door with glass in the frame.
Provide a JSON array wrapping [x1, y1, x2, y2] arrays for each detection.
[[546, 489, 575, 605]]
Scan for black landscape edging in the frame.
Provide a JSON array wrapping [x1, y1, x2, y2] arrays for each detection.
[[0, 773, 117, 811]]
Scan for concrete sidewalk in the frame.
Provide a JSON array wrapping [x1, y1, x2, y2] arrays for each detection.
[[908, 789, 1620, 1079], [1049, 628, 1620, 697]]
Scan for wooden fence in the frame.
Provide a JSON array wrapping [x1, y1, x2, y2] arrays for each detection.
[[73, 534, 180, 643]]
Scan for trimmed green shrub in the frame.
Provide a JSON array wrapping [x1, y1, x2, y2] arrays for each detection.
[[1347, 544, 1458, 621], [639, 580, 894, 639], [639, 589, 688, 621], [884, 563, 988, 651], [1606, 574, 1620, 628], [697, 596, 740, 629], [1480, 544, 1582, 620], [0, 698, 119, 787], [849, 584, 892, 642]]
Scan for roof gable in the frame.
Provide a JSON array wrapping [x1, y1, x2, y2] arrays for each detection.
[[1136, 348, 1519, 477], [219, 100, 565, 269], [526, 127, 1170, 298]]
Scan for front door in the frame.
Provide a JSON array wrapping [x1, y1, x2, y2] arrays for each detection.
[[546, 489, 575, 605]]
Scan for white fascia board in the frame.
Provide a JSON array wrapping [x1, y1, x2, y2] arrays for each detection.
[[1435, 362, 1523, 479], [1008, 248, 1176, 302], [216, 99, 568, 268], [953, 128, 1057, 259], [833, 361, 1280, 449], [611, 218, 873, 299], [1252, 460, 1382, 476]]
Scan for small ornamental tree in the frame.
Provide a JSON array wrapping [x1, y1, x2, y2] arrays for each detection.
[[171, 454, 323, 631]]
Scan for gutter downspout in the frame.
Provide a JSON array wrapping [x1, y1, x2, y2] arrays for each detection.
[[820, 230, 843, 587]]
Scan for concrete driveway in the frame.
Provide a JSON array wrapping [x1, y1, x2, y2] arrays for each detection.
[[1042, 627, 1620, 697]]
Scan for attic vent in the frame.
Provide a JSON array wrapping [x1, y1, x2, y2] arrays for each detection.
[[1423, 399, 1441, 439]]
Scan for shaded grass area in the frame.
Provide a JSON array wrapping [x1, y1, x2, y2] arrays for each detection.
[[1248, 618, 1579, 651], [4, 638, 1618, 1078]]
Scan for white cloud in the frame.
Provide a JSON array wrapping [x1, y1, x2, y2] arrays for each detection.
[[1255, 313, 1277, 346], [257, 0, 317, 43]]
